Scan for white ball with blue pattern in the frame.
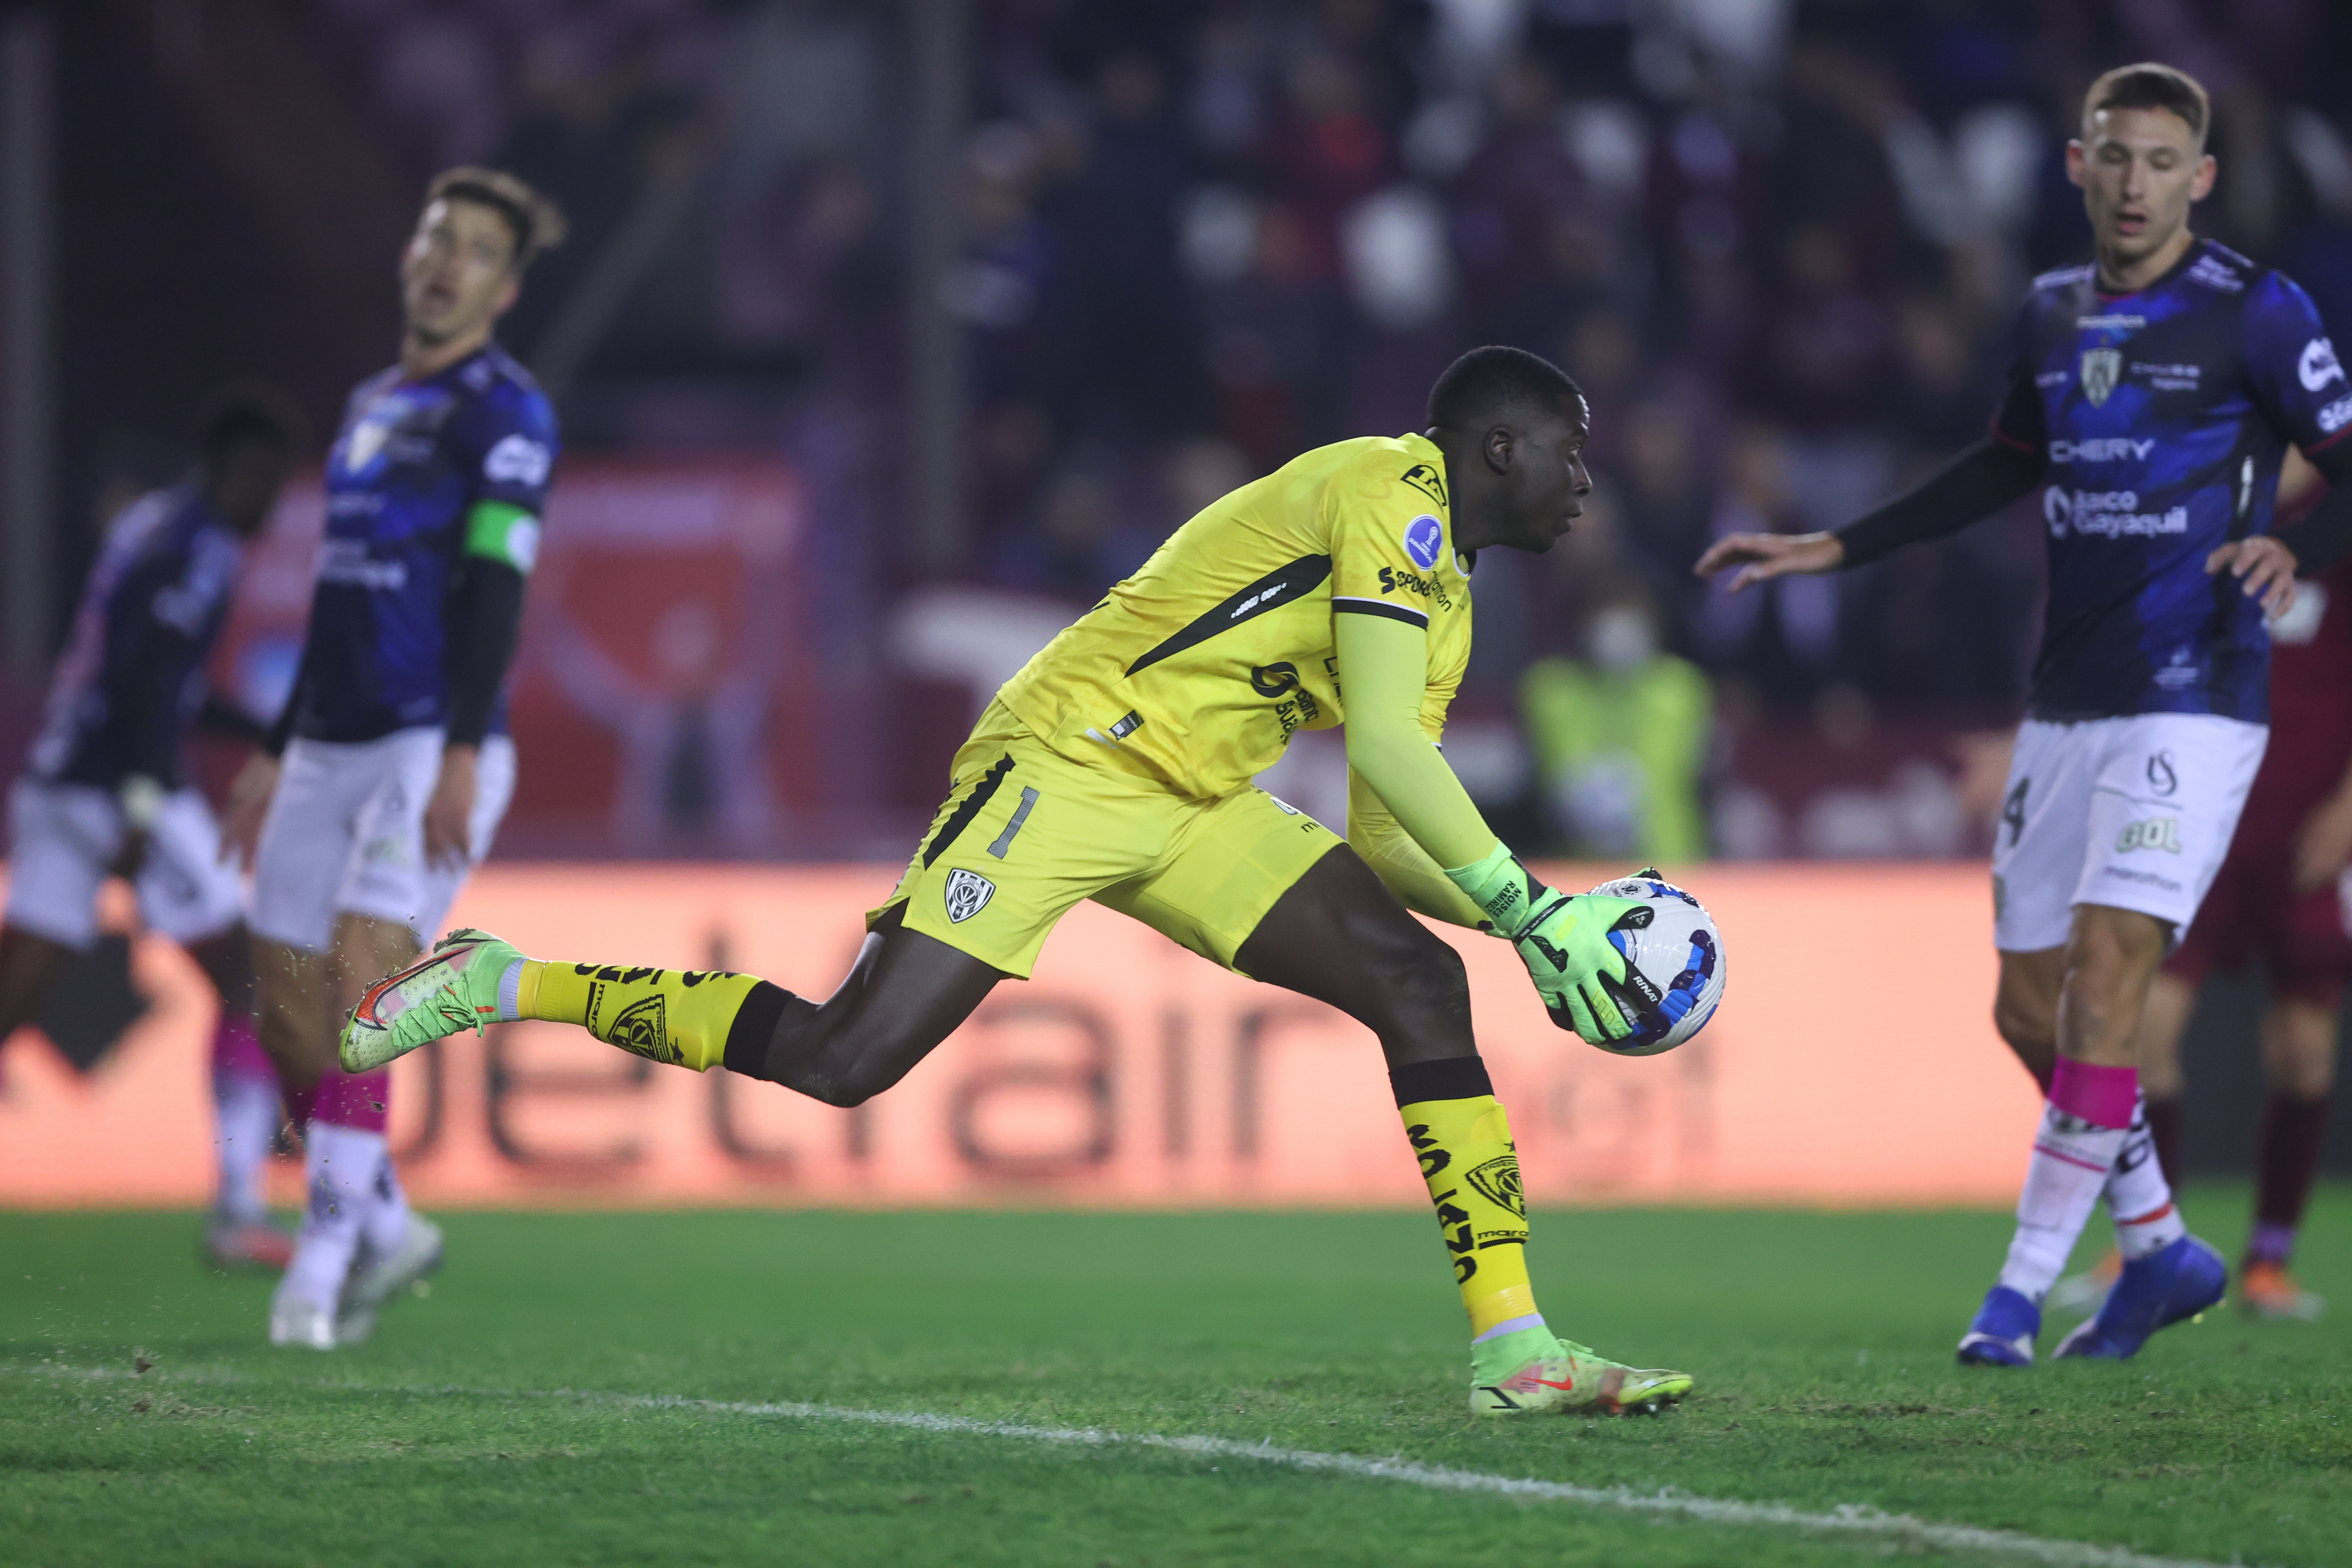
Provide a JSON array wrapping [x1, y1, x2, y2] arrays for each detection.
[[1580, 873, 1725, 1057]]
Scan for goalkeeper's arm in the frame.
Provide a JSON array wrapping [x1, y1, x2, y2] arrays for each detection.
[[1335, 610, 1636, 1039], [1334, 608, 1498, 921]]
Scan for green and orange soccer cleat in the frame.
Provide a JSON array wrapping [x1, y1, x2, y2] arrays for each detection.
[[340, 928, 527, 1072], [1471, 1325, 1694, 1415]]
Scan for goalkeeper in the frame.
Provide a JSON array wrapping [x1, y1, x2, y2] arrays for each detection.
[[341, 346, 1692, 1416]]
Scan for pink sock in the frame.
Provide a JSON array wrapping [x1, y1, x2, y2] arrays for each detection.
[[210, 1018, 280, 1228], [209, 1012, 275, 1080], [1996, 1060, 2137, 1304], [312, 1068, 390, 1134]]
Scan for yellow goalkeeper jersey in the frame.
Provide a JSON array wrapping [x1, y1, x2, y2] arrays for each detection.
[[998, 432, 1473, 800]]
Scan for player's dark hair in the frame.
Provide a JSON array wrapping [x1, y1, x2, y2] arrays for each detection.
[[194, 380, 303, 461], [425, 166, 568, 270], [1426, 345, 1585, 433], [2083, 63, 2208, 144]]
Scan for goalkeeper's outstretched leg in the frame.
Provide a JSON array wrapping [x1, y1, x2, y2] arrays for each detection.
[[342, 842, 1689, 1415]]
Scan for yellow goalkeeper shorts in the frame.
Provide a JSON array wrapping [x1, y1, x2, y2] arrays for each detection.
[[871, 700, 1344, 978]]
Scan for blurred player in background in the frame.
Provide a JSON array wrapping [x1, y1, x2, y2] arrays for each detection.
[[1699, 63, 2352, 1363], [2133, 448, 2345, 1321], [344, 346, 1709, 1417], [222, 169, 562, 1349], [0, 385, 299, 1268]]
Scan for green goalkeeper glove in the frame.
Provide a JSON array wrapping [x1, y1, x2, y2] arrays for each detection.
[[1444, 844, 1646, 1042]]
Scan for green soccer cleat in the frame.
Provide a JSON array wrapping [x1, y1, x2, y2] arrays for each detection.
[[340, 928, 526, 1071], [1471, 1326, 1694, 1416]]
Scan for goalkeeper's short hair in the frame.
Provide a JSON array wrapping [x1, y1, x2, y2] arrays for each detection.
[[1426, 346, 1585, 433]]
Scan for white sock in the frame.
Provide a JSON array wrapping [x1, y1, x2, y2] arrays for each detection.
[[275, 1122, 385, 1310], [2103, 1091, 2187, 1260], [211, 1071, 280, 1226], [360, 1153, 413, 1259], [1997, 1104, 2129, 1303]]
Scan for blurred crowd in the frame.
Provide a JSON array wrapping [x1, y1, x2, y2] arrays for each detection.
[[304, 0, 2352, 857]]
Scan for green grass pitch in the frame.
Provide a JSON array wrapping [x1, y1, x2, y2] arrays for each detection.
[[2, 1189, 2347, 1567]]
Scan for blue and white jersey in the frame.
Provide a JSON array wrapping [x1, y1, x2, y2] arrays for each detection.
[[1996, 239, 2350, 722], [292, 343, 557, 742], [27, 484, 246, 790]]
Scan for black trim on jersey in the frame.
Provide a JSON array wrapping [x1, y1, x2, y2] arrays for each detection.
[[921, 753, 1015, 868], [2207, 417, 2277, 705], [1332, 596, 1430, 628], [1123, 554, 1333, 676]]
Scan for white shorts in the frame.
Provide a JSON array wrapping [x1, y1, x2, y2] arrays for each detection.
[[5, 777, 245, 948], [1991, 713, 2267, 953], [249, 729, 517, 952]]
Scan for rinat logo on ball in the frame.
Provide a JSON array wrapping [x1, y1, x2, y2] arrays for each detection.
[[944, 868, 996, 923], [1402, 514, 1443, 571]]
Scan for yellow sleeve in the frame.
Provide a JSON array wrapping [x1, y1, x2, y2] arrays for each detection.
[[1346, 765, 1493, 929], [1334, 607, 1498, 881]]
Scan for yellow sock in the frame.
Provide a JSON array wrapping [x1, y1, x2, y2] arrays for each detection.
[[515, 959, 772, 1072], [1395, 1062, 1539, 1340]]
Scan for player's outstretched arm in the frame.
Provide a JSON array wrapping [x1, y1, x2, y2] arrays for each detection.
[[1699, 436, 2048, 591], [1692, 530, 1843, 591], [1334, 610, 1638, 1041]]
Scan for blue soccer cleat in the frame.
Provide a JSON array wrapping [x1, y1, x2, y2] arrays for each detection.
[[2051, 1235, 2226, 1360], [1957, 1285, 2040, 1366]]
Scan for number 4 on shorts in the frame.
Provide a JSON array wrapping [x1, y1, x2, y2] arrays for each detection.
[[2001, 777, 2029, 847]]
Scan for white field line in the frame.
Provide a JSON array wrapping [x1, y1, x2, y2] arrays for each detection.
[[20, 1365, 2242, 1568]]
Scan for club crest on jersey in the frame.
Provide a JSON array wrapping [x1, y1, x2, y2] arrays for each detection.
[[944, 868, 996, 923], [1403, 514, 1444, 571], [2079, 348, 2122, 407], [342, 417, 394, 474]]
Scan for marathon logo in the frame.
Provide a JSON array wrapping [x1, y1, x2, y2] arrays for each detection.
[[2044, 487, 2187, 540], [2049, 438, 2154, 463]]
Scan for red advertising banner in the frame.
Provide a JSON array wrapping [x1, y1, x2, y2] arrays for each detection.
[[0, 864, 2033, 1209], [210, 460, 818, 856]]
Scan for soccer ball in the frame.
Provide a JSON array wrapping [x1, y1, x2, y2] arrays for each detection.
[[1574, 873, 1725, 1057]]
